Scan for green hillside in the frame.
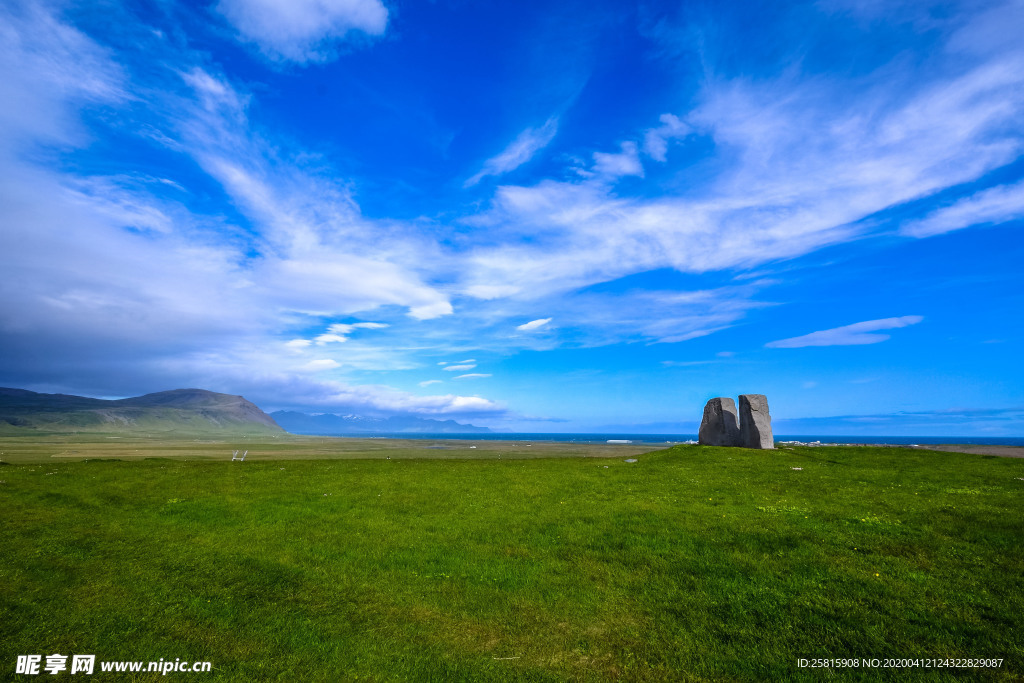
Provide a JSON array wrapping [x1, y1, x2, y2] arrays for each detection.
[[0, 388, 283, 435]]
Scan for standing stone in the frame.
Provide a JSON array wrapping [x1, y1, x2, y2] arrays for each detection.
[[739, 394, 774, 449], [698, 397, 741, 446]]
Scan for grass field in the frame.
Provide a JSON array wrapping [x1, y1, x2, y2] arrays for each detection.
[[2, 436, 1022, 681]]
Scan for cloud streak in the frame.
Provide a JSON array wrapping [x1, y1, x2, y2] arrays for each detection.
[[460, 3, 1024, 305], [766, 316, 924, 348], [216, 0, 388, 63], [443, 364, 477, 372], [516, 318, 552, 331], [901, 179, 1024, 237], [465, 118, 558, 187]]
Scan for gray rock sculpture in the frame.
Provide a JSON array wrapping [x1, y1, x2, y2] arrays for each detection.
[[739, 394, 774, 449], [698, 397, 741, 446], [697, 394, 775, 449]]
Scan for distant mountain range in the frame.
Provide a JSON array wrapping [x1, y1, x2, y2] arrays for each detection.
[[270, 410, 491, 435], [0, 387, 283, 435], [0, 387, 491, 437]]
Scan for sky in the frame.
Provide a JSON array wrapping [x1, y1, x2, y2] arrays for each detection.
[[1, 0, 1023, 435]]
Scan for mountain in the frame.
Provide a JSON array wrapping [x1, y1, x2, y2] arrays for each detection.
[[0, 388, 284, 435], [271, 410, 492, 435]]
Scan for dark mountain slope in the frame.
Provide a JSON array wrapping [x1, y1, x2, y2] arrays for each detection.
[[0, 388, 283, 435]]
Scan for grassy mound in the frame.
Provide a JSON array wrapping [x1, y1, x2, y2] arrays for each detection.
[[2, 443, 1022, 680]]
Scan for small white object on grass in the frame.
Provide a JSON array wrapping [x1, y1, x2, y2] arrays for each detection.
[[624, 458, 638, 463], [791, 467, 803, 470]]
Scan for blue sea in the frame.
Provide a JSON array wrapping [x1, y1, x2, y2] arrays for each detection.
[[318, 433, 1024, 447]]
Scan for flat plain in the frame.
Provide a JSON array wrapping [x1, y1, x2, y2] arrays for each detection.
[[2, 435, 1022, 681], [0, 433, 662, 464]]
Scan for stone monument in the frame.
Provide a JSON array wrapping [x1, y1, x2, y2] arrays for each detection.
[[698, 397, 741, 446], [698, 394, 774, 449], [739, 394, 774, 449]]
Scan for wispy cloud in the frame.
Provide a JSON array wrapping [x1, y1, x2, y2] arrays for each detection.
[[901, 179, 1024, 237], [433, 282, 771, 354], [592, 141, 643, 178], [0, 2, 469, 419], [216, 0, 388, 63], [443, 364, 477, 372], [516, 318, 552, 331], [643, 113, 690, 161], [300, 359, 341, 372], [261, 376, 506, 416], [455, 373, 491, 379], [465, 118, 558, 187], [766, 316, 924, 348], [176, 68, 455, 322], [418, 379, 442, 387], [0, 1, 125, 153], [310, 322, 389, 344], [461, 3, 1024, 304]]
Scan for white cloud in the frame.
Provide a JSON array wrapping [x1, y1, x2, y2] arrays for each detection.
[[443, 395, 502, 412], [460, 27, 1024, 305], [256, 375, 505, 416], [216, 0, 388, 63], [455, 373, 491, 379], [464, 284, 521, 300], [901, 179, 1024, 237], [643, 113, 690, 161], [465, 118, 559, 187], [150, 345, 506, 417], [592, 141, 644, 178], [300, 359, 341, 372], [314, 334, 348, 345], [516, 318, 552, 331], [418, 379, 442, 387], [409, 300, 455, 320], [175, 68, 455, 322], [0, 1, 125, 153], [766, 316, 924, 348], [313, 321, 389, 344], [443, 364, 477, 372], [0, 4, 462, 416], [437, 281, 771, 353]]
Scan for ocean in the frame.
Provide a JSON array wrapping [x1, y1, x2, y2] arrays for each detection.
[[310, 433, 1024, 447]]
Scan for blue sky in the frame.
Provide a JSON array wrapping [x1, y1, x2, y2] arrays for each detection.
[[1, 0, 1023, 435]]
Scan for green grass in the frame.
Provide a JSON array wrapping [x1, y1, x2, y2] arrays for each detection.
[[1, 441, 1022, 681]]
